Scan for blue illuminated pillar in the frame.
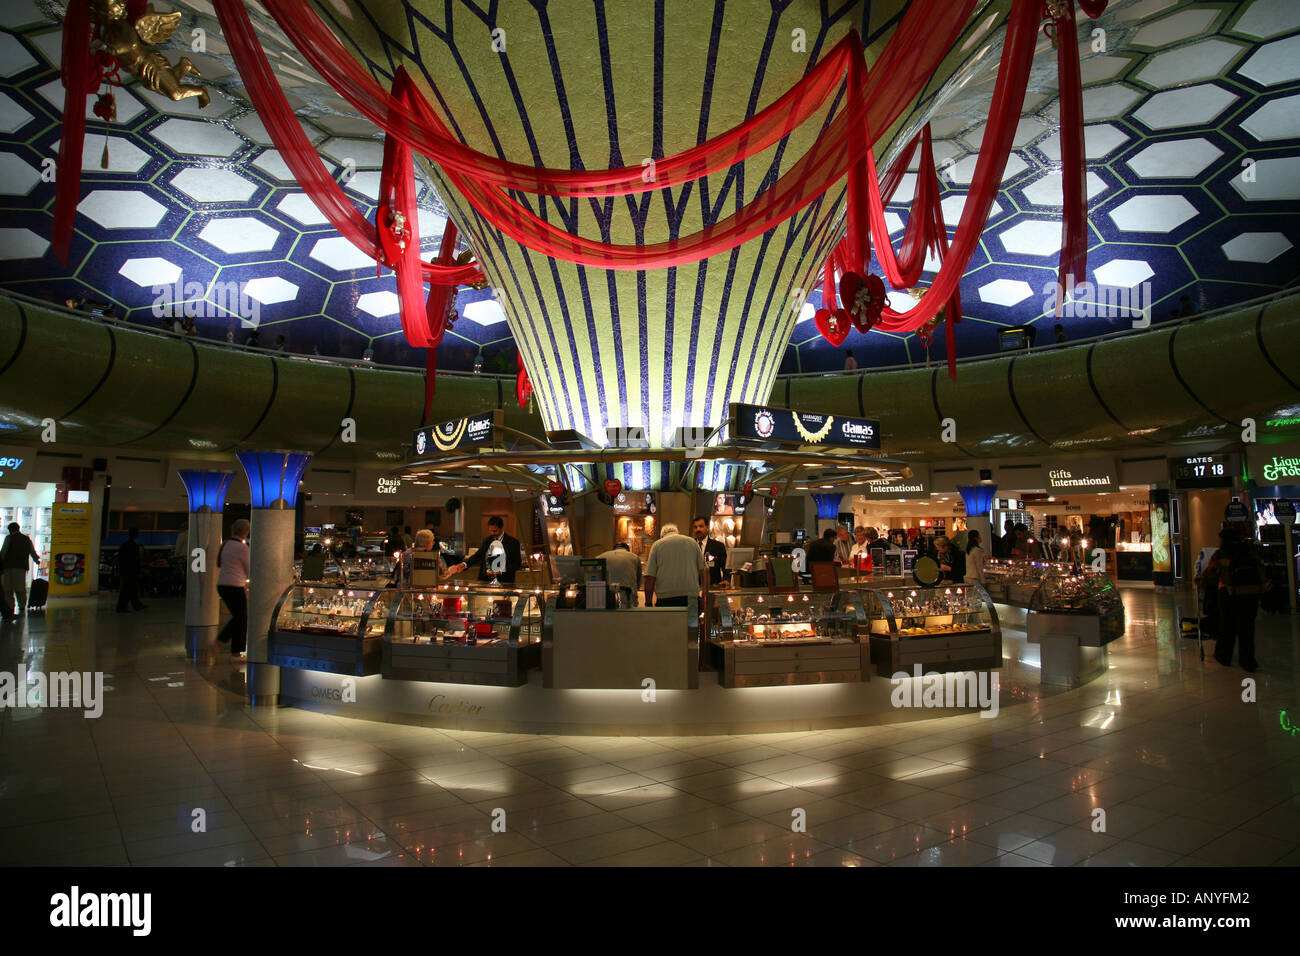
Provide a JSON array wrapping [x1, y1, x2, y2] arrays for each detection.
[[178, 470, 235, 657], [957, 484, 997, 559], [236, 451, 312, 705]]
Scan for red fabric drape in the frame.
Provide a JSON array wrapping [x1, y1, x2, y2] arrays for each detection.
[[1054, 0, 1088, 314], [52, 0, 91, 266]]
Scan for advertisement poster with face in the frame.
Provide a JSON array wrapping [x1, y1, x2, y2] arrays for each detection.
[[1149, 489, 1171, 578]]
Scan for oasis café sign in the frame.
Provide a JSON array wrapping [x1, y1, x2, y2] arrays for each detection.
[[728, 403, 881, 451], [412, 410, 501, 458]]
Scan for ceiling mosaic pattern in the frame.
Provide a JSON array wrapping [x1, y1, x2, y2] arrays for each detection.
[[790, 0, 1300, 372]]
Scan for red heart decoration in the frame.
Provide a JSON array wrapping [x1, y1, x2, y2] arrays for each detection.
[[375, 203, 407, 268], [814, 307, 850, 347], [769, 485, 781, 498], [547, 480, 565, 499], [842, 271, 886, 333], [743, 480, 753, 498], [604, 479, 622, 497]]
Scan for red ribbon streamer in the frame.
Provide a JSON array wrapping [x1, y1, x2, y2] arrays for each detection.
[[52, 0, 91, 266], [1054, 1, 1088, 315]]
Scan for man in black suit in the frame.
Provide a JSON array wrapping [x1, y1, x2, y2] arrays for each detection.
[[449, 515, 522, 583], [691, 516, 729, 587], [116, 527, 148, 613], [806, 528, 838, 564]]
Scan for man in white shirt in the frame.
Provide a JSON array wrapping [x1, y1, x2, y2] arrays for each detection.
[[644, 523, 707, 607]]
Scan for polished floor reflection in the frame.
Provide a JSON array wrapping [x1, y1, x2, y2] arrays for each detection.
[[0, 590, 1297, 866]]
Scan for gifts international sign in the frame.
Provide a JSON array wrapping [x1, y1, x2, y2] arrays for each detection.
[[1045, 458, 1118, 493]]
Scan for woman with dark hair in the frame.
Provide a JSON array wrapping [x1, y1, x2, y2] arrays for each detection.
[[964, 530, 987, 587]]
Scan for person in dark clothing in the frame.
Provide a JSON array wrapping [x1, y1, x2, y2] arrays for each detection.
[[116, 527, 147, 613], [1215, 529, 1266, 672], [383, 526, 405, 559], [692, 516, 728, 586], [1, 522, 42, 620], [449, 516, 523, 583], [934, 536, 965, 583], [807, 528, 838, 564]]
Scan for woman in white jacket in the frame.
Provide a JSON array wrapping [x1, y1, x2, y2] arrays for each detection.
[[964, 530, 987, 587]]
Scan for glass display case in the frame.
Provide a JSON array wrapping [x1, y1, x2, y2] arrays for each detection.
[[383, 586, 552, 686], [267, 584, 389, 675], [706, 588, 868, 687], [981, 559, 1061, 606], [1028, 570, 1125, 646], [861, 584, 1002, 676]]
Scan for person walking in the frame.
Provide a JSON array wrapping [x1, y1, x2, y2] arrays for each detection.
[[964, 530, 988, 587], [115, 527, 148, 613], [844, 349, 857, 371], [1215, 529, 1266, 672], [1, 522, 41, 620], [215, 519, 251, 661]]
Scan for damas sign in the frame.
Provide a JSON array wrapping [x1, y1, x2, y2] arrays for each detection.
[[1046, 458, 1117, 493], [412, 410, 500, 457], [729, 403, 881, 450]]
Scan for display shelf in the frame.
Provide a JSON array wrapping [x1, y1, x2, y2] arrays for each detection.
[[1028, 571, 1125, 646], [267, 584, 388, 675], [382, 585, 553, 686], [859, 584, 1001, 676]]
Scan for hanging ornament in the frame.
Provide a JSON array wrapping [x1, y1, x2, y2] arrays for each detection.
[[814, 307, 851, 347], [604, 478, 622, 497], [515, 348, 532, 409], [840, 271, 886, 333], [375, 203, 408, 266], [547, 480, 565, 500], [743, 479, 753, 499], [769, 485, 781, 498]]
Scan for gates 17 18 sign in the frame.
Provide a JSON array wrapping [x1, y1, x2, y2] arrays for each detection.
[[729, 403, 880, 450], [412, 410, 500, 457]]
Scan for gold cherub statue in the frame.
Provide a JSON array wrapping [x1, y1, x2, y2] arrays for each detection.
[[92, 0, 210, 109]]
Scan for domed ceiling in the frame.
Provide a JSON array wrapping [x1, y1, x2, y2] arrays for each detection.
[[0, 0, 1296, 399]]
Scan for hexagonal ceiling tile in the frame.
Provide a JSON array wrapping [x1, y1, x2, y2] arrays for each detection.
[[1132, 8, 1222, 48], [461, 299, 508, 326], [944, 151, 1028, 186], [356, 291, 399, 317], [0, 227, 47, 260], [81, 135, 151, 174], [233, 112, 322, 147], [242, 276, 301, 305], [1093, 258, 1155, 289], [197, 217, 280, 254], [135, 86, 235, 118], [1237, 34, 1300, 86], [1125, 138, 1224, 179], [1132, 84, 1238, 130], [1021, 170, 1108, 207], [0, 90, 33, 135], [1221, 231, 1293, 263], [252, 148, 335, 182], [319, 137, 385, 168], [1115, 0, 1178, 21], [977, 279, 1034, 307], [0, 152, 40, 196], [0, 0, 49, 29], [1233, 0, 1300, 39], [150, 118, 243, 157], [1135, 39, 1245, 88], [171, 167, 258, 204], [999, 220, 1062, 257], [883, 211, 904, 235], [118, 257, 183, 288], [1108, 194, 1199, 233], [79, 189, 167, 229], [36, 80, 146, 124], [276, 192, 329, 226], [1231, 156, 1300, 200], [1240, 93, 1300, 141], [1080, 56, 1133, 84], [940, 194, 1002, 224], [309, 236, 377, 272], [796, 301, 815, 324], [343, 170, 381, 201], [0, 33, 37, 78], [1081, 83, 1144, 121], [1038, 123, 1128, 161]]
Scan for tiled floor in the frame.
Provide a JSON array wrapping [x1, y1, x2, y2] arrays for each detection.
[[1, 590, 1298, 866]]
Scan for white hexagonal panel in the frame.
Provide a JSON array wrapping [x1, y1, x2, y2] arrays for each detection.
[[197, 217, 280, 254], [0, 0, 49, 29], [0, 152, 39, 196], [242, 277, 300, 305], [1136, 39, 1245, 88], [150, 118, 243, 157], [0, 227, 48, 259], [0, 33, 37, 77], [1126, 138, 1224, 179], [1081, 84, 1143, 121], [1221, 232, 1292, 263], [1115, 0, 1178, 21], [1132, 84, 1238, 130], [940, 194, 1002, 224], [343, 170, 381, 201], [36, 80, 147, 124], [1109, 195, 1198, 233], [883, 211, 904, 235], [945, 151, 1028, 186], [1021, 171, 1108, 207], [79, 189, 167, 229], [0, 91, 33, 134], [977, 279, 1034, 307], [276, 193, 329, 226], [1039, 123, 1128, 162], [1238, 35, 1300, 86], [80, 135, 150, 174], [171, 167, 258, 204], [118, 257, 183, 288], [1081, 55, 1134, 84], [1231, 156, 1300, 201], [356, 291, 400, 317], [461, 299, 508, 326], [1093, 259, 1155, 290], [1240, 93, 1300, 141], [135, 86, 234, 118], [796, 301, 815, 324], [999, 220, 1062, 257], [1132, 8, 1222, 48], [1234, 0, 1300, 39], [309, 236, 377, 272], [319, 137, 384, 168], [233, 113, 321, 146]]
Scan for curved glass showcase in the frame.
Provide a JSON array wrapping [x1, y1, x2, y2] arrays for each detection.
[[707, 589, 869, 687], [383, 586, 554, 686], [1028, 570, 1126, 646], [268, 584, 390, 675], [860, 584, 1002, 676]]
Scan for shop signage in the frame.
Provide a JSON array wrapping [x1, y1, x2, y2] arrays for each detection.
[[541, 493, 565, 516], [612, 491, 656, 516], [1045, 458, 1117, 493], [0, 449, 35, 489], [1261, 454, 1300, 484], [1246, 442, 1300, 487], [376, 476, 401, 495], [858, 466, 930, 499], [50, 502, 93, 597], [729, 403, 881, 450], [1172, 454, 1233, 489], [412, 410, 500, 457]]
